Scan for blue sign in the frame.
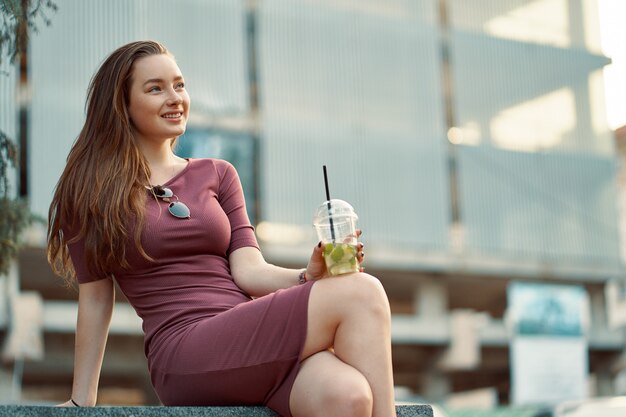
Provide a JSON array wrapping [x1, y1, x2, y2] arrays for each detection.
[[508, 282, 587, 337]]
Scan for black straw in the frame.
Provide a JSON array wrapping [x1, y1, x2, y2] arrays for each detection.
[[323, 165, 336, 242]]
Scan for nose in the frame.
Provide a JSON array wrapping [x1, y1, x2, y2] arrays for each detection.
[[167, 89, 183, 105]]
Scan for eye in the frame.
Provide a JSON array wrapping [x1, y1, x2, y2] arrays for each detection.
[[175, 82, 185, 90], [148, 85, 161, 93]]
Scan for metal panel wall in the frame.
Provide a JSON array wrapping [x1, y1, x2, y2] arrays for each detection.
[[29, 0, 137, 218], [22, 0, 622, 272], [448, 0, 621, 268], [138, 0, 249, 114], [458, 146, 620, 267], [258, 0, 450, 251], [28, 0, 248, 218]]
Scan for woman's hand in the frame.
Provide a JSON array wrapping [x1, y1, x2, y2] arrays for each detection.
[[305, 241, 328, 281], [306, 230, 365, 281]]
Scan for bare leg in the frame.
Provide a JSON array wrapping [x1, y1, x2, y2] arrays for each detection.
[[290, 273, 396, 417], [290, 350, 373, 417]]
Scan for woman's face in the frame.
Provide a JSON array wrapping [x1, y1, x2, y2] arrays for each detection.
[[127, 54, 190, 146]]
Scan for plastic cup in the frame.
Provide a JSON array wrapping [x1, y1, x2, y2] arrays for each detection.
[[313, 199, 359, 276]]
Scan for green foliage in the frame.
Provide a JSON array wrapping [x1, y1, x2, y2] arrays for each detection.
[[0, 0, 56, 274], [0, 131, 31, 275], [0, 0, 57, 64]]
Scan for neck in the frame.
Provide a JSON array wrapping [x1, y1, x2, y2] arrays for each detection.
[[136, 138, 187, 186], [138, 139, 178, 169]]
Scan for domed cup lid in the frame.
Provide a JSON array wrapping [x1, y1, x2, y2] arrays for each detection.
[[313, 199, 358, 226]]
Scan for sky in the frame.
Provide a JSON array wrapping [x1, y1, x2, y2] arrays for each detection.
[[598, 0, 626, 130]]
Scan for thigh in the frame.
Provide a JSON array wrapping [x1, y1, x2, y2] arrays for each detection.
[[301, 272, 387, 360], [156, 282, 312, 373], [289, 350, 372, 417]]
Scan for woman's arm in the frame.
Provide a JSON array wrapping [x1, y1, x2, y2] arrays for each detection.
[[230, 232, 365, 298], [229, 247, 308, 297], [67, 278, 115, 406]]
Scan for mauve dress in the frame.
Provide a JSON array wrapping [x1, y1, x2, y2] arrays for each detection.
[[67, 158, 313, 417]]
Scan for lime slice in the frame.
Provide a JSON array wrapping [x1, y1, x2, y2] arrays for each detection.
[[330, 246, 344, 262], [344, 245, 355, 259], [324, 243, 334, 255], [343, 244, 356, 256]]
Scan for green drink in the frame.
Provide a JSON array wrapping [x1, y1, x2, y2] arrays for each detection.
[[313, 199, 359, 276], [323, 242, 359, 275]]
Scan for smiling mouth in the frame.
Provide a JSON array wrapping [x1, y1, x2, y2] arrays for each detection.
[[162, 113, 183, 119]]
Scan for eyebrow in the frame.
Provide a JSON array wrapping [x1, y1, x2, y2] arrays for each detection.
[[143, 75, 184, 86]]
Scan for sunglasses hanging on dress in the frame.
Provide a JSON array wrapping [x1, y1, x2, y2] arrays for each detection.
[[150, 185, 191, 219]]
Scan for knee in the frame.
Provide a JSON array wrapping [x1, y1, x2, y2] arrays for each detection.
[[324, 378, 373, 417], [314, 272, 391, 324], [349, 272, 391, 319]]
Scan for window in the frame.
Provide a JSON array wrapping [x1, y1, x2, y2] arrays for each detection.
[[176, 129, 257, 224]]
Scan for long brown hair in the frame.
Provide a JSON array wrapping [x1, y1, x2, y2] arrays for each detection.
[[48, 40, 173, 283]]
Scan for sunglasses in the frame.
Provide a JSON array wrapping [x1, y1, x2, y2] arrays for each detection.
[[151, 185, 191, 219]]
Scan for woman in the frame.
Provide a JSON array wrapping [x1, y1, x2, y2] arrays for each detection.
[[48, 40, 396, 417]]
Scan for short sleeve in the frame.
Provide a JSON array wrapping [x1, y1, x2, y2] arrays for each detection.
[[63, 226, 110, 284], [216, 161, 260, 256]]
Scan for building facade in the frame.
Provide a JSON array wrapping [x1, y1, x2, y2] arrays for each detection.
[[1, 0, 624, 407]]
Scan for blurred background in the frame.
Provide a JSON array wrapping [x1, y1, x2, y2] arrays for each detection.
[[1, 0, 626, 415]]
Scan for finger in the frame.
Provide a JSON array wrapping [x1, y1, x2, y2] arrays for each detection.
[[313, 241, 325, 258], [307, 242, 328, 281], [356, 229, 362, 237]]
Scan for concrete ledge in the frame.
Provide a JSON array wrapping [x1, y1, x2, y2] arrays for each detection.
[[0, 405, 433, 416]]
